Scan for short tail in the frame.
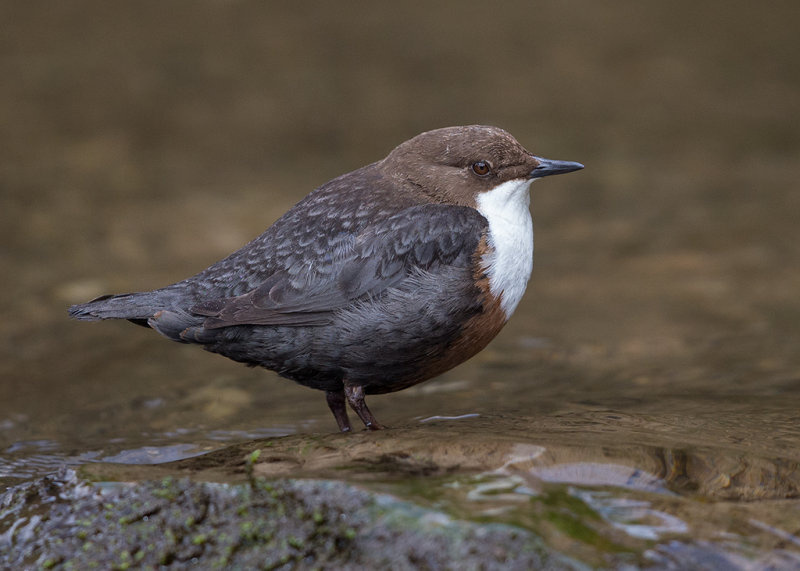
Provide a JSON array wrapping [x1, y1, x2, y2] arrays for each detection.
[[69, 291, 204, 342], [69, 292, 165, 323]]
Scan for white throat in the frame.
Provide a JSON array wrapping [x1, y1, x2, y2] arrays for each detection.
[[475, 178, 535, 318]]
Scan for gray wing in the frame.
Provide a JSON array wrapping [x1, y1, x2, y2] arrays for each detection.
[[190, 204, 488, 328]]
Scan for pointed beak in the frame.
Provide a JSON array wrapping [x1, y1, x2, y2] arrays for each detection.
[[529, 157, 584, 179]]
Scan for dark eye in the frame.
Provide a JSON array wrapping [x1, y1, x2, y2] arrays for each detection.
[[471, 161, 491, 176]]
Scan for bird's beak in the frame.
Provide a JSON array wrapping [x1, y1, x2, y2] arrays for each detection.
[[529, 157, 584, 179]]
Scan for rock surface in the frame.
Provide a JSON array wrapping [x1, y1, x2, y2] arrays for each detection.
[[0, 468, 571, 570]]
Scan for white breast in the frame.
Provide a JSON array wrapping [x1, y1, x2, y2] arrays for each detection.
[[475, 178, 535, 319]]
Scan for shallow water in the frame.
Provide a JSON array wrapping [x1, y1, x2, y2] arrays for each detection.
[[2, 1, 800, 567]]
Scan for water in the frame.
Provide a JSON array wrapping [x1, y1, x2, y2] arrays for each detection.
[[2, 1, 800, 566]]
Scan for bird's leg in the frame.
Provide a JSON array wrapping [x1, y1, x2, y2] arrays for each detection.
[[344, 384, 385, 431], [326, 389, 352, 433]]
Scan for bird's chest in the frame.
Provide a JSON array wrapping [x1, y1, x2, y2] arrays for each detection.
[[475, 179, 535, 319]]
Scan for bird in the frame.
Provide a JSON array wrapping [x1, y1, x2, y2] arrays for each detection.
[[69, 125, 583, 432]]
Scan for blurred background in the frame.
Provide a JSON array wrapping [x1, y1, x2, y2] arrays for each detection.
[[1, 1, 799, 473]]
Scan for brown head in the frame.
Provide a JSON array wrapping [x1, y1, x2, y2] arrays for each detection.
[[378, 125, 583, 207]]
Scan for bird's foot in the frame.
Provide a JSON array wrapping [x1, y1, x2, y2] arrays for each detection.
[[344, 384, 385, 431], [325, 389, 352, 432]]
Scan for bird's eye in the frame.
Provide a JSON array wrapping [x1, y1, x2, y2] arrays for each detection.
[[471, 161, 491, 176]]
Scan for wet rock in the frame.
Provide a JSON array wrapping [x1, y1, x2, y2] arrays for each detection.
[[0, 468, 572, 570]]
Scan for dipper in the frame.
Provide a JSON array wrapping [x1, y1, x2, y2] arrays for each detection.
[[69, 126, 583, 431]]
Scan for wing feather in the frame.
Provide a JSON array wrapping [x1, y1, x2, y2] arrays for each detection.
[[191, 204, 487, 328]]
